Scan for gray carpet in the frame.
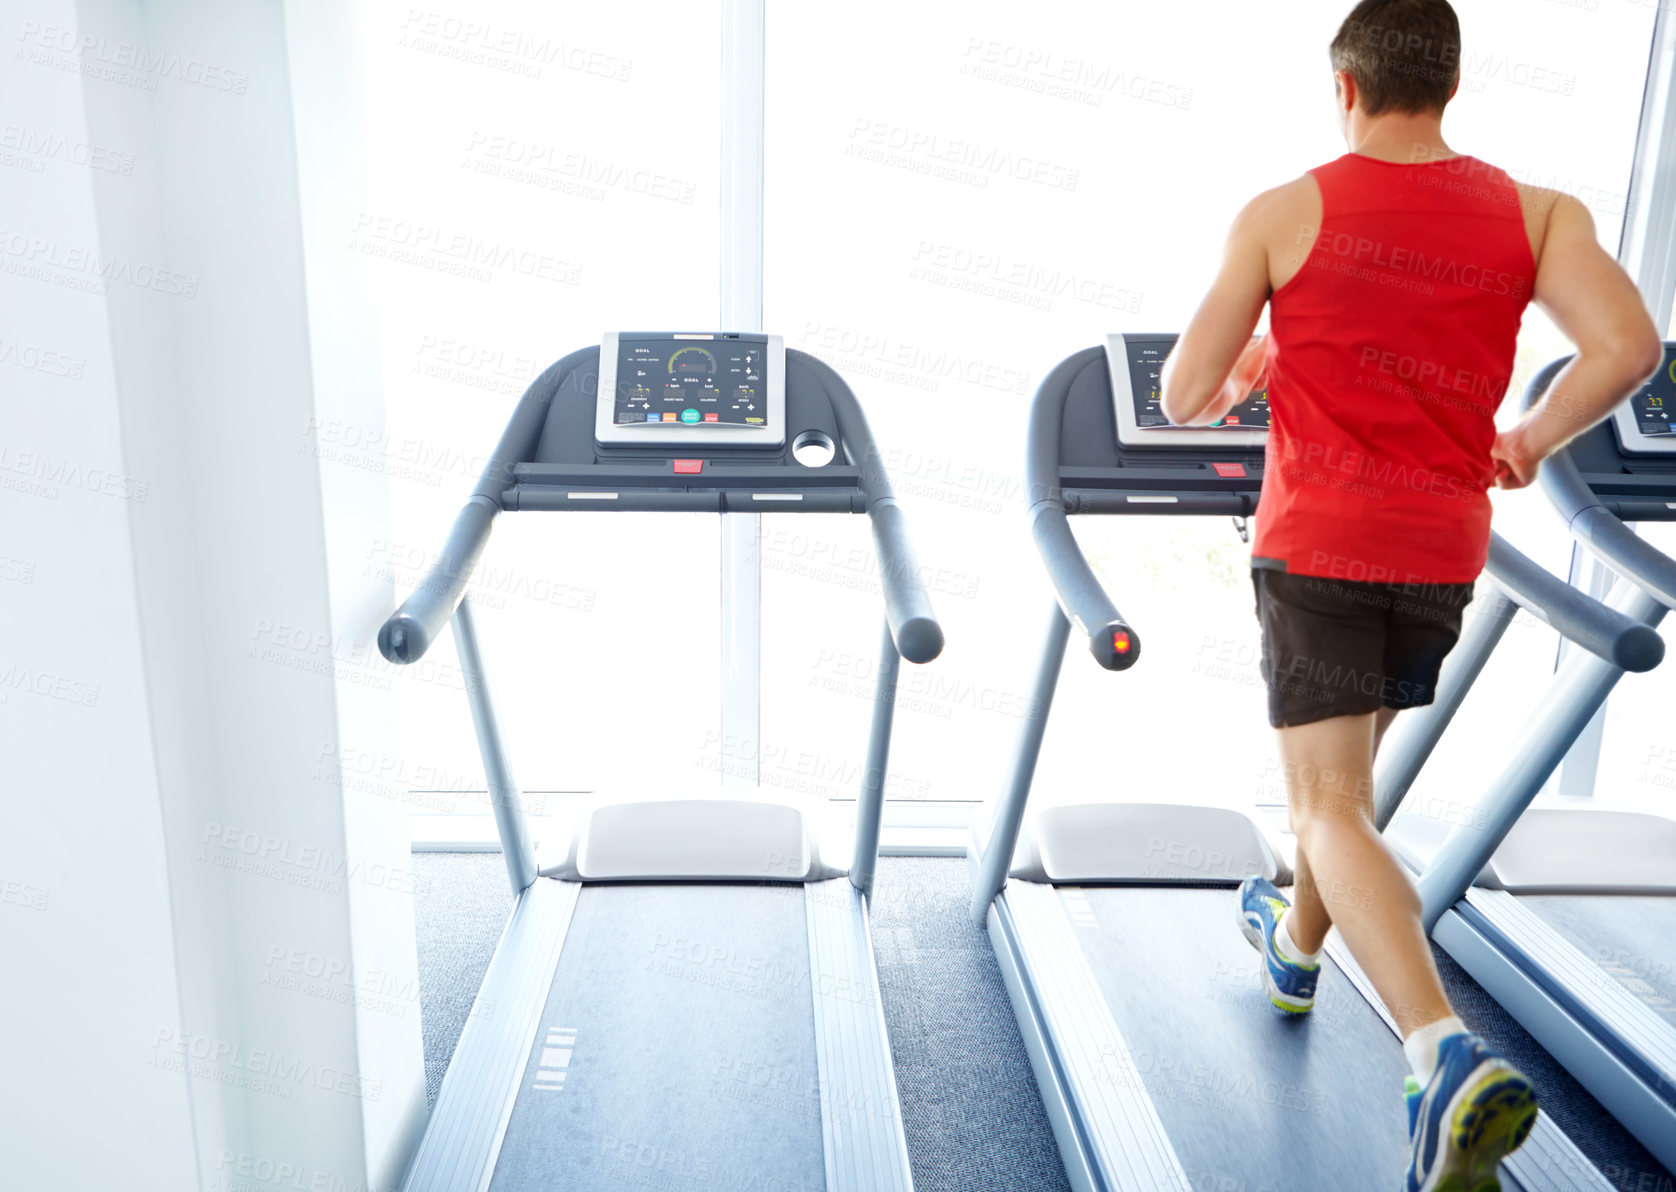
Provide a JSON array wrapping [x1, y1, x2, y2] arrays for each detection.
[[411, 852, 516, 1107], [412, 854, 1671, 1192], [865, 862, 1073, 1191]]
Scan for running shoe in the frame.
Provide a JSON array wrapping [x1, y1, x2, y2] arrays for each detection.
[[1403, 1032, 1538, 1192], [1236, 875, 1319, 1013]]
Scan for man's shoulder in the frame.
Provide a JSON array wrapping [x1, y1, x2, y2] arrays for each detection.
[[1254, 173, 1324, 209], [1509, 179, 1569, 219], [1508, 182, 1588, 267], [1442, 156, 1572, 243], [1236, 174, 1323, 241]]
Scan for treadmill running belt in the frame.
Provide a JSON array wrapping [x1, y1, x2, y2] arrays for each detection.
[[490, 882, 826, 1192], [1520, 895, 1676, 1027], [1070, 886, 1416, 1190]]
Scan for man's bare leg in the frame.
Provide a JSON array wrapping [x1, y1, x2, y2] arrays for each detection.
[[1374, 706, 1399, 753], [1289, 707, 1401, 965], [1278, 710, 1452, 1036]]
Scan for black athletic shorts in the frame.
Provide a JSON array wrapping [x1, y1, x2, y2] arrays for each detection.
[[1250, 569, 1475, 729]]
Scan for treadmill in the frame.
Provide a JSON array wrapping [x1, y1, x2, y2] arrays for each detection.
[[380, 332, 942, 1192], [1378, 343, 1676, 1173], [965, 334, 1660, 1192]]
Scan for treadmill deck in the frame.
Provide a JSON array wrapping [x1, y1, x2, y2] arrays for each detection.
[[404, 877, 911, 1192], [1065, 884, 1413, 1189], [491, 882, 826, 1192]]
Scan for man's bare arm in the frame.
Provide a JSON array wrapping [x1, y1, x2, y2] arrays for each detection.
[[1494, 195, 1663, 488], [1161, 197, 1273, 426]]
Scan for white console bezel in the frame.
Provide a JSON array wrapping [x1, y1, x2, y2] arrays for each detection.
[[595, 331, 786, 448], [1106, 332, 1269, 450]]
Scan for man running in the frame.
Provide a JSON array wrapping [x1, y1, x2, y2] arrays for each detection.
[[1159, 1, 1664, 1187]]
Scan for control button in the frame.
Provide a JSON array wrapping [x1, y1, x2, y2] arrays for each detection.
[[745, 416, 764, 424], [1212, 462, 1247, 478], [681, 409, 700, 424], [645, 413, 659, 422], [673, 459, 703, 474], [703, 412, 719, 422], [662, 412, 678, 422]]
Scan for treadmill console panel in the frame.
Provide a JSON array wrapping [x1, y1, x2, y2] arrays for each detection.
[[1612, 344, 1676, 456], [1107, 333, 1270, 450], [595, 332, 786, 448]]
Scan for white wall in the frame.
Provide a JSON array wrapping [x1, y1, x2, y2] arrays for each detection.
[[1, 1, 423, 1188]]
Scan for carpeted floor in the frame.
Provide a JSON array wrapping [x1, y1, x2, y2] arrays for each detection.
[[412, 853, 1672, 1192]]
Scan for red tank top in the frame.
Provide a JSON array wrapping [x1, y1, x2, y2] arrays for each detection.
[[1252, 153, 1536, 584]]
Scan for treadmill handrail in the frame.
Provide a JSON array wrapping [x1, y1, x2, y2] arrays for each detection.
[[1522, 350, 1676, 609], [1027, 346, 1139, 670], [1485, 532, 1664, 672], [378, 352, 585, 664], [378, 496, 496, 664], [379, 346, 945, 666], [799, 352, 945, 664]]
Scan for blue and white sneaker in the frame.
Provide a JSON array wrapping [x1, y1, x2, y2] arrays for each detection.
[[1236, 875, 1319, 1013], [1403, 1033, 1538, 1192]]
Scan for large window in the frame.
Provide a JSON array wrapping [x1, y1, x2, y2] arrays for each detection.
[[349, 1, 721, 829], [346, 0, 1664, 830], [761, 0, 1659, 817]]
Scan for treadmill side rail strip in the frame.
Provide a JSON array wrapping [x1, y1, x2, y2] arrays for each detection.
[[805, 879, 914, 1192], [1463, 889, 1676, 1088], [400, 878, 581, 1192], [1002, 881, 1191, 1192], [985, 901, 1108, 1192], [1324, 936, 1614, 1192], [1434, 907, 1676, 1176]]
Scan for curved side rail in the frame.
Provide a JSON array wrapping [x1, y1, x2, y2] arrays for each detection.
[[378, 353, 586, 664], [474, 349, 594, 501], [800, 351, 945, 664], [1026, 347, 1139, 671], [378, 496, 497, 664], [1568, 503, 1676, 609], [868, 500, 943, 664], [1029, 511, 1136, 671], [1485, 533, 1664, 672], [1522, 352, 1676, 609]]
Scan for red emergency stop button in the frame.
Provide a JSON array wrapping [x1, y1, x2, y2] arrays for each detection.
[[1212, 462, 1247, 478], [673, 459, 703, 474]]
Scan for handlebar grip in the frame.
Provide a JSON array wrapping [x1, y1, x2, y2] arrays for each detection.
[[1031, 507, 1140, 671], [1568, 503, 1676, 611], [870, 499, 944, 664], [1486, 533, 1664, 673], [377, 498, 497, 664]]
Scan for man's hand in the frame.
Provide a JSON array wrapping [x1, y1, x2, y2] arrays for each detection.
[[1193, 334, 1271, 427], [1224, 334, 1270, 406], [1490, 427, 1540, 489]]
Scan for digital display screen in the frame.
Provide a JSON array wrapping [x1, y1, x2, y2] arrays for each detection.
[[1628, 350, 1676, 438], [1126, 339, 1271, 430], [612, 338, 766, 428]]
